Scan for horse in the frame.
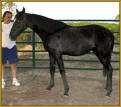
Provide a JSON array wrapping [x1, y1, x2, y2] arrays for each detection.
[[9, 7, 114, 97]]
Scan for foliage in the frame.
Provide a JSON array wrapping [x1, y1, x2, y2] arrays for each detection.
[[2, 2, 17, 17], [115, 14, 120, 20]]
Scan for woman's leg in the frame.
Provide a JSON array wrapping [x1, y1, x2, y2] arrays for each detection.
[[10, 64, 20, 86], [2, 64, 5, 88]]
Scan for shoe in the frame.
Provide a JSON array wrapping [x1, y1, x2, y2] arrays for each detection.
[[2, 81, 5, 88], [12, 79, 20, 86]]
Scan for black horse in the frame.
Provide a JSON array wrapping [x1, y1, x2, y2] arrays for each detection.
[[10, 8, 114, 97]]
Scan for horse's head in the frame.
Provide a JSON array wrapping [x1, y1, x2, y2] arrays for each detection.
[[10, 7, 27, 41]]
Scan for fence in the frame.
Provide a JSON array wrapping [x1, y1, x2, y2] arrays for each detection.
[[9, 20, 120, 71]]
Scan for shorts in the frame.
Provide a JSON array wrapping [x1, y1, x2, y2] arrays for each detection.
[[2, 46, 19, 64]]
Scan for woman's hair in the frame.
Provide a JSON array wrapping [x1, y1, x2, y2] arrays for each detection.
[[3, 11, 12, 18]]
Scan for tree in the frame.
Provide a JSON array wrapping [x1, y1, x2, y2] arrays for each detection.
[[2, 2, 17, 17], [115, 14, 120, 20]]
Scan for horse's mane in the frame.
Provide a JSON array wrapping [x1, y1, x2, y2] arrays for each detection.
[[26, 13, 67, 34]]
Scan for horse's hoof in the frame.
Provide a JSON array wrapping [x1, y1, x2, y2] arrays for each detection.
[[64, 93, 69, 98], [64, 92, 69, 97], [105, 95, 110, 98], [105, 87, 107, 90], [46, 84, 54, 91], [106, 93, 111, 97], [106, 91, 111, 97], [64, 95, 69, 98], [46, 87, 51, 91]]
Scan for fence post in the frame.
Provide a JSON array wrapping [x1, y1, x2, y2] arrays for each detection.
[[32, 30, 35, 68]]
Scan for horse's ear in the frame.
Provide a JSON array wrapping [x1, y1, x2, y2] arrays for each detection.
[[16, 9, 19, 13], [22, 7, 25, 13]]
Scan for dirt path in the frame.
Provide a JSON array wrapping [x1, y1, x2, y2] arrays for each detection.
[[2, 68, 119, 105]]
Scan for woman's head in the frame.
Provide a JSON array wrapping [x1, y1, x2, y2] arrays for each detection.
[[3, 11, 12, 24]]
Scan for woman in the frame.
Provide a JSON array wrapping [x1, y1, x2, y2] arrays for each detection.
[[2, 11, 20, 88]]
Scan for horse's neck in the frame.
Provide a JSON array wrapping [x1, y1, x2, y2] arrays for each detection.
[[26, 13, 48, 41], [26, 13, 67, 41]]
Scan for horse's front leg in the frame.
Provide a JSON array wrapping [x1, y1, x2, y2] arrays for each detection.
[[46, 53, 56, 91], [55, 53, 69, 97]]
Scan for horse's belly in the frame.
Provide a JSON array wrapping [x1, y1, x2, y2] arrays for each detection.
[[63, 45, 92, 56]]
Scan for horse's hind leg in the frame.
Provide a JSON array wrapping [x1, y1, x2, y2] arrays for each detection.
[[105, 63, 113, 96], [102, 59, 113, 96], [46, 53, 56, 90], [93, 49, 113, 96]]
